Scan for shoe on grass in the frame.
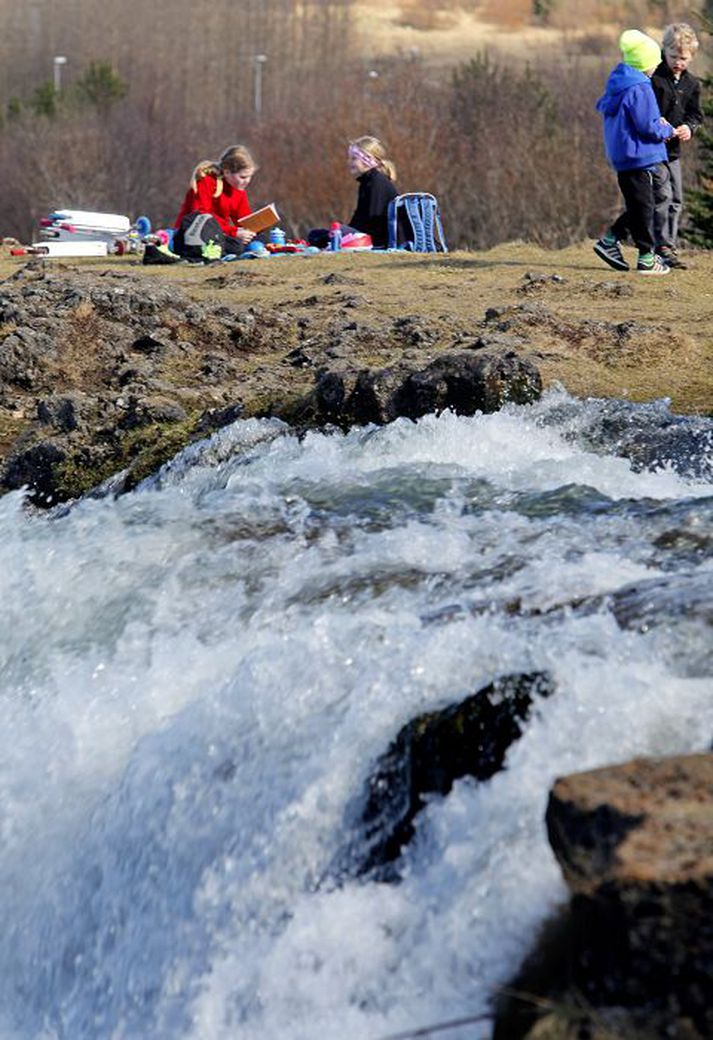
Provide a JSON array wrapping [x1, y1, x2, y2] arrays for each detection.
[[143, 243, 181, 266], [593, 238, 629, 272], [657, 246, 687, 269], [636, 254, 670, 275]]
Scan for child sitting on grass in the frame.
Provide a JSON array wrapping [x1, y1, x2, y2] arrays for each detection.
[[173, 144, 259, 258], [308, 136, 399, 250], [145, 145, 260, 264], [594, 29, 682, 276]]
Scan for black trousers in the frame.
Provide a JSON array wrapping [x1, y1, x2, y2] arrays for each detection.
[[611, 167, 656, 254]]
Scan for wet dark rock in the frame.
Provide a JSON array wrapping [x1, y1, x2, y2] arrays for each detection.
[[540, 397, 713, 482], [0, 264, 614, 506], [396, 351, 543, 418], [621, 419, 713, 481], [609, 571, 713, 631], [306, 351, 542, 428], [312, 369, 349, 422], [348, 366, 409, 425], [345, 671, 555, 878]]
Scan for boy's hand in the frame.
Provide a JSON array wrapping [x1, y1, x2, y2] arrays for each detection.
[[675, 124, 692, 141], [236, 228, 256, 244]]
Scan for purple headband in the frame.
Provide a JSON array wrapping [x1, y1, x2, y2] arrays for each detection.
[[348, 144, 379, 170]]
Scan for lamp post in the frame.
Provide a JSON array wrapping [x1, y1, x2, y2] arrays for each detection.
[[253, 54, 267, 117], [53, 55, 67, 92]]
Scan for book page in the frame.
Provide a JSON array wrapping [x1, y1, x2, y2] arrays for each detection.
[[237, 203, 280, 234]]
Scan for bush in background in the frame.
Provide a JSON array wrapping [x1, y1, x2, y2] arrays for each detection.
[[0, 0, 705, 249]]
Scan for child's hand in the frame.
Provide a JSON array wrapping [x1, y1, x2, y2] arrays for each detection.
[[236, 228, 256, 244], [675, 124, 692, 142]]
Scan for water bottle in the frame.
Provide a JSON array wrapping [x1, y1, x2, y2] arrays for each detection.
[[269, 227, 286, 246], [329, 222, 342, 252]]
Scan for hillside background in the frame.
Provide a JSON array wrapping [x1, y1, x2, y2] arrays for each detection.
[[0, 0, 710, 248]]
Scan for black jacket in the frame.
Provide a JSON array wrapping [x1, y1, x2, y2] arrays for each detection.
[[349, 169, 398, 248], [651, 61, 704, 160]]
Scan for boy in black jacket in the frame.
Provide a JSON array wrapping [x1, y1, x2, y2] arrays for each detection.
[[651, 23, 704, 267]]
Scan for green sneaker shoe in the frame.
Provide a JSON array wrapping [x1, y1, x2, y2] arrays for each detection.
[[636, 254, 670, 275]]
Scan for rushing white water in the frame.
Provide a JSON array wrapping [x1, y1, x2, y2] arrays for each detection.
[[0, 389, 711, 1040]]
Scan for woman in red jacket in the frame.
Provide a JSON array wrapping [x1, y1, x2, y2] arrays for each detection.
[[173, 144, 258, 257]]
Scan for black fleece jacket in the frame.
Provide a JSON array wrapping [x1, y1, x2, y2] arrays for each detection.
[[348, 168, 398, 248], [651, 61, 704, 161]]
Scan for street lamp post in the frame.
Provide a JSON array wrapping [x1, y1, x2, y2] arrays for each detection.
[[253, 54, 267, 117], [53, 55, 67, 92]]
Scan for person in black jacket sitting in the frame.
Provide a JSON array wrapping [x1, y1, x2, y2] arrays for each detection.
[[651, 23, 704, 267], [307, 136, 399, 249], [345, 136, 399, 248]]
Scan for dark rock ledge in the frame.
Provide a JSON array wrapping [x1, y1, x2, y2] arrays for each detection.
[[495, 752, 713, 1040]]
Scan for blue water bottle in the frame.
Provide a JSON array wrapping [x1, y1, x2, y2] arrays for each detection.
[[269, 227, 286, 246], [329, 222, 342, 252]]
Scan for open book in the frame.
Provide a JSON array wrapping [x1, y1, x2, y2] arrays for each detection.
[[237, 203, 280, 234]]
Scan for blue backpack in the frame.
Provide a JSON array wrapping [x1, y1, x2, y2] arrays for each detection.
[[387, 193, 448, 253]]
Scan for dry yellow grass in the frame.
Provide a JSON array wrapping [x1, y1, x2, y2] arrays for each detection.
[[351, 0, 621, 67]]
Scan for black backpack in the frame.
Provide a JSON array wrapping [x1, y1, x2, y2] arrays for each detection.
[[173, 212, 225, 260]]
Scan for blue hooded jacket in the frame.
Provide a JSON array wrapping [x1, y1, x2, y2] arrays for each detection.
[[596, 63, 673, 172]]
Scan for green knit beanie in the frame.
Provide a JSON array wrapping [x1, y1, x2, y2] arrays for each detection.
[[619, 29, 661, 72]]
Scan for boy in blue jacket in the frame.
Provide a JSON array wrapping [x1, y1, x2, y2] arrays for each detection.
[[594, 29, 680, 275]]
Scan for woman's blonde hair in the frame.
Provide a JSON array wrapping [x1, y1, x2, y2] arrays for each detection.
[[351, 135, 396, 182], [662, 22, 699, 55], [189, 144, 258, 196]]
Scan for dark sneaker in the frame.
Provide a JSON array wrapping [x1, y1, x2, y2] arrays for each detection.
[[593, 238, 629, 272], [657, 246, 687, 269], [143, 243, 181, 266], [636, 255, 670, 275]]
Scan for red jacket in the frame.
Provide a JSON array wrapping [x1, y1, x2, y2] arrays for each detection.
[[174, 174, 251, 236]]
